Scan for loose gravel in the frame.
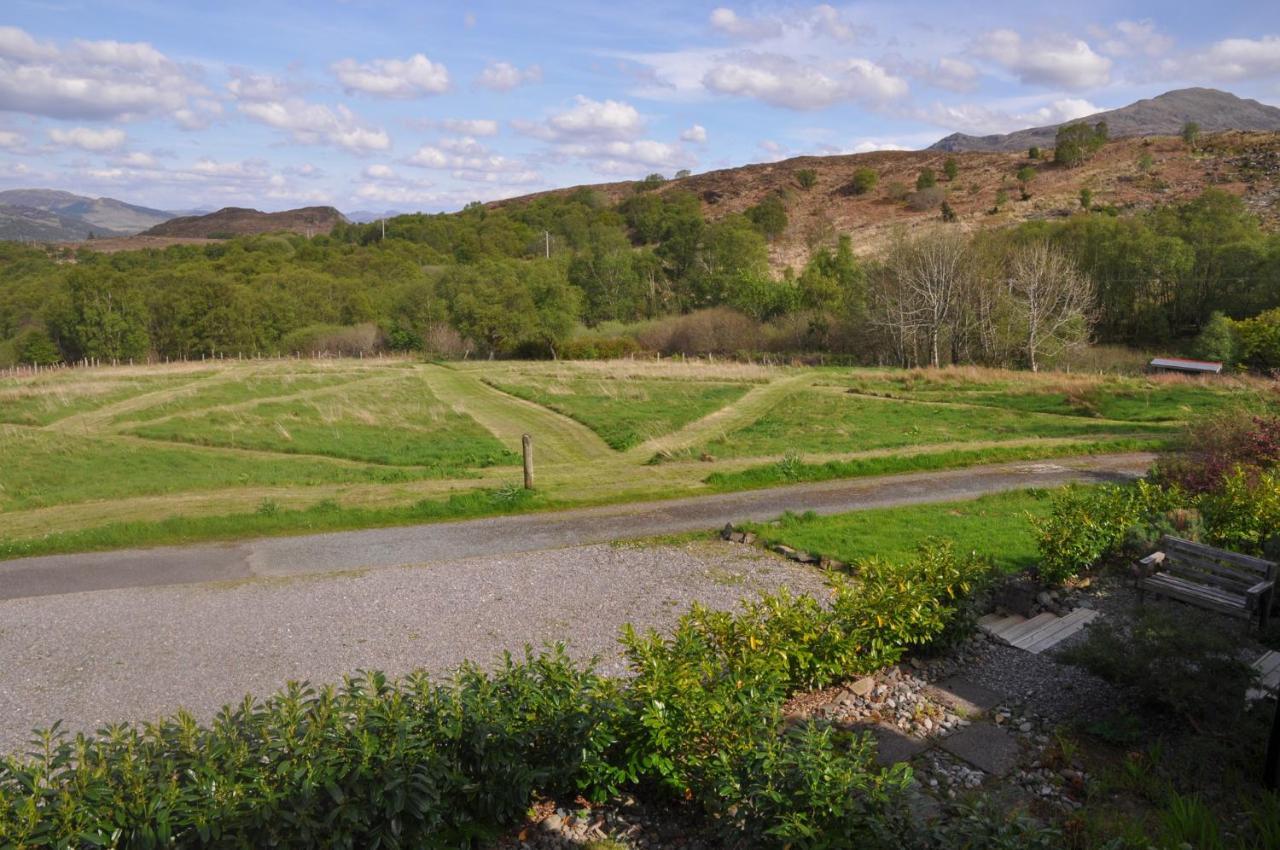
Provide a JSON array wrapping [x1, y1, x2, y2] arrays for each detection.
[[0, 540, 826, 755]]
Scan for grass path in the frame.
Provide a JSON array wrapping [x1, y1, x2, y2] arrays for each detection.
[[625, 372, 814, 461], [425, 364, 616, 465]]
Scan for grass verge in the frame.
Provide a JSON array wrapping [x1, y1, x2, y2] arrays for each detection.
[[705, 437, 1166, 491], [0, 485, 543, 561], [743, 488, 1057, 572]]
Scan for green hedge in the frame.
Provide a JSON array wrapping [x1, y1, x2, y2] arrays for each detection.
[[1, 542, 994, 849]]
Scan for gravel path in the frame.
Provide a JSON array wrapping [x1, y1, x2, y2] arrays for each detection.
[[0, 541, 825, 755]]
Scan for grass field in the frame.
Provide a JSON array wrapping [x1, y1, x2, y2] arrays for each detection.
[[743, 489, 1055, 571], [0, 357, 1265, 558]]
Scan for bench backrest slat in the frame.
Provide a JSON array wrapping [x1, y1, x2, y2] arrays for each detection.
[[1159, 536, 1277, 580]]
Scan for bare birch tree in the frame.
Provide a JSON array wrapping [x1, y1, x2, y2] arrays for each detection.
[[892, 229, 970, 368], [1006, 241, 1093, 371]]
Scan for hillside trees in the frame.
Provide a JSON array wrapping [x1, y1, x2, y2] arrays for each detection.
[[870, 230, 970, 367], [1054, 122, 1108, 167]]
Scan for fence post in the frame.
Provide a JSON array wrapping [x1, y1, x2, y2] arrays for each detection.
[[522, 434, 534, 490]]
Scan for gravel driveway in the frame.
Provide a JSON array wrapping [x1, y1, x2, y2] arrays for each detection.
[[0, 541, 824, 755]]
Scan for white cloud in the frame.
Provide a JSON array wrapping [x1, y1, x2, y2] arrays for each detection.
[[48, 125, 126, 151], [709, 7, 783, 41], [406, 137, 537, 183], [1095, 20, 1174, 57], [239, 99, 390, 153], [974, 29, 1112, 89], [703, 53, 908, 109], [1173, 36, 1280, 81], [117, 151, 156, 167], [364, 163, 396, 179], [709, 5, 859, 42], [441, 118, 499, 136], [332, 53, 450, 98], [0, 129, 25, 150], [680, 124, 707, 142], [0, 27, 206, 122], [0, 26, 57, 61], [514, 95, 646, 141], [226, 71, 294, 102], [921, 97, 1102, 135], [903, 56, 980, 93], [475, 61, 543, 91]]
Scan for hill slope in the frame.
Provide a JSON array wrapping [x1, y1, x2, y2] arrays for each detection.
[[0, 189, 174, 241], [143, 206, 348, 238], [491, 130, 1280, 270], [928, 88, 1280, 152]]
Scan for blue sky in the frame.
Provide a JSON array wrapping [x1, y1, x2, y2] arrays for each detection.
[[1, 0, 1278, 213]]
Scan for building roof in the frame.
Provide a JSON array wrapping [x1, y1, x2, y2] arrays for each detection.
[[1149, 357, 1224, 374]]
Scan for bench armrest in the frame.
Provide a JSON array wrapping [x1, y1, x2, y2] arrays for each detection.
[[1247, 579, 1275, 601], [1133, 551, 1165, 580]]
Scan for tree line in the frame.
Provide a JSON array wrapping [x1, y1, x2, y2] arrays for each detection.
[[0, 181, 1277, 369]]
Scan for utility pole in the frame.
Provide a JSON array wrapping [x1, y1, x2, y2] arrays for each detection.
[[380, 218, 386, 241], [544, 230, 550, 259], [522, 434, 534, 490]]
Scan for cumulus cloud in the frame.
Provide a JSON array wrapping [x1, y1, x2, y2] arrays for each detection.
[[440, 118, 499, 136], [680, 124, 707, 142], [900, 56, 980, 93], [364, 163, 396, 179], [0, 129, 25, 150], [514, 95, 646, 141], [974, 29, 1112, 89], [709, 5, 861, 42], [238, 99, 390, 153], [405, 136, 539, 183], [116, 151, 156, 167], [1094, 20, 1174, 57], [0, 26, 207, 122], [1172, 35, 1280, 81], [709, 7, 783, 41], [332, 54, 450, 98], [48, 125, 126, 151], [226, 71, 295, 102], [921, 97, 1101, 135], [475, 61, 542, 91], [703, 53, 908, 109]]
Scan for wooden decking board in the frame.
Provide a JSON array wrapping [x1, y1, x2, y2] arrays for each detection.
[[997, 612, 1059, 644], [1248, 651, 1280, 701], [1019, 609, 1100, 654]]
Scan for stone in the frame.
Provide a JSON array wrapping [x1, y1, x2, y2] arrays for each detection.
[[1019, 721, 1033, 733], [923, 676, 1005, 718], [937, 723, 1022, 777], [848, 676, 876, 697], [720, 523, 735, 541], [742, 532, 757, 545], [541, 814, 564, 833], [854, 723, 930, 767], [1036, 591, 1055, 608], [793, 551, 817, 564], [774, 545, 797, 557], [994, 576, 1040, 618]]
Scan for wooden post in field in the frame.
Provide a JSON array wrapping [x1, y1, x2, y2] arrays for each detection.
[[522, 433, 534, 490]]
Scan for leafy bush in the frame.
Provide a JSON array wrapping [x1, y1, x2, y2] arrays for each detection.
[[1197, 467, 1280, 557], [906, 186, 946, 211], [796, 168, 818, 190], [1154, 413, 1280, 494], [1233, 308, 1280, 370], [279, 322, 385, 356], [1032, 481, 1181, 584], [559, 335, 642, 360], [850, 167, 878, 195]]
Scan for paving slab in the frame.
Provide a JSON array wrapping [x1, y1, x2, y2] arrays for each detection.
[[924, 676, 1005, 718], [848, 722, 931, 767], [937, 723, 1021, 777]]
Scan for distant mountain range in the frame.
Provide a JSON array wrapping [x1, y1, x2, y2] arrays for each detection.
[[346, 209, 401, 224], [0, 189, 176, 241], [929, 88, 1280, 152], [143, 206, 348, 238]]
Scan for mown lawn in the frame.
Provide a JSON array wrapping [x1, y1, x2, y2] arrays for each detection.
[[744, 488, 1055, 572], [0, 427, 441, 511], [111, 369, 377, 424], [0, 372, 207, 426], [487, 375, 750, 450], [128, 373, 517, 469], [697, 388, 1166, 459]]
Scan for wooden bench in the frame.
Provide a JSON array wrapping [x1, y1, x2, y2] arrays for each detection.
[[1134, 536, 1276, 629]]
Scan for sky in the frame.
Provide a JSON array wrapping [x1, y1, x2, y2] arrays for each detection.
[[1, 0, 1279, 214]]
